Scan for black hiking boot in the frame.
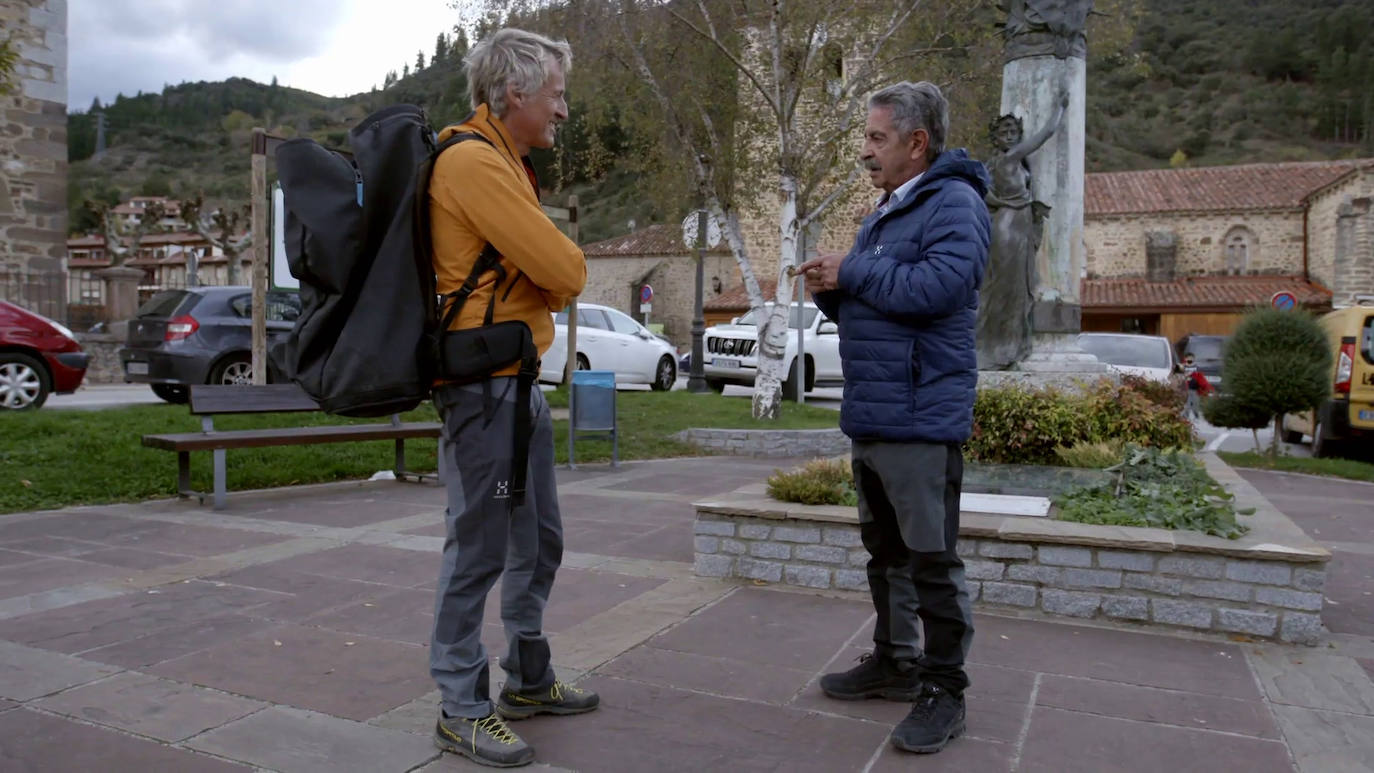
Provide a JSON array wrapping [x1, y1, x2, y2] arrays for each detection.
[[890, 683, 966, 754], [496, 680, 600, 720], [819, 652, 922, 701], [433, 711, 534, 768]]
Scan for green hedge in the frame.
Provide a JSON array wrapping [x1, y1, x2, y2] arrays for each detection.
[[967, 378, 1194, 465]]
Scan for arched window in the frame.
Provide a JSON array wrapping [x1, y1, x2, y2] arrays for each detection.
[[1221, 226, 1257, 275]]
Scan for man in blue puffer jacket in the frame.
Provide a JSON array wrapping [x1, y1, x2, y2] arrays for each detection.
[[797, 80, 990, 756]]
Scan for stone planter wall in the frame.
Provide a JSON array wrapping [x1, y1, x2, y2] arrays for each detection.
[[77, 333, 124, 384], [692, 454, 1331, 644], [677, 427, 848, 457]]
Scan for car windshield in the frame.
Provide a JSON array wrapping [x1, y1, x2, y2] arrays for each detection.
[[1183, 337, 1226, 360], [1078, 335, 1171, 369], [135, 290, 194, 318], [733, 306, 818, 329]]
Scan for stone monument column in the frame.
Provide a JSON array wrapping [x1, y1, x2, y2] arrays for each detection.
[[994, 0, 1106, 381]]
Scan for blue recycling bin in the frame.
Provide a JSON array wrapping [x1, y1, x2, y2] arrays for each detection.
[[568, 369, 617, 468]]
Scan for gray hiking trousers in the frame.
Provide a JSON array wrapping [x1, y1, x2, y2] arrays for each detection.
[[430, 378, 562, 718]]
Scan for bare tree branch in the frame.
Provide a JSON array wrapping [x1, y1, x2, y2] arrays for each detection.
[[665, 6, 782, 121]]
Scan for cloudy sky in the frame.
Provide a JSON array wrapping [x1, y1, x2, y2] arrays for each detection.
[[68, 0, 474, 110]]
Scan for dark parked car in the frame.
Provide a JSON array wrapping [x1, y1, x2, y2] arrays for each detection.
[[119, 286, 301, 403], [0, 300, 89, 410], [1175, 333, 1229, 387]]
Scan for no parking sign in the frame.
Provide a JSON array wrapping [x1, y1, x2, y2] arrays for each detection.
[[1271, 291, 1297, 311]]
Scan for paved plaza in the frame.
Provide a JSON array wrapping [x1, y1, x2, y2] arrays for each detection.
[[0, 456, 1371, 772]]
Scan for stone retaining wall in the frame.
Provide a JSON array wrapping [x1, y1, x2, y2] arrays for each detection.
[[677, 427, 848, 457], [692, 454, 1330, 644]]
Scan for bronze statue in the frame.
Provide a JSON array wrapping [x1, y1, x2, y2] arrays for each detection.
[[976, 90, 1068, 370], [998, 0, 1095, 61]]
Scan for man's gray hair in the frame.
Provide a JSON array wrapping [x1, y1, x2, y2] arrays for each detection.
[[465, 28, 573, 117], [869, 81, 948, 162]]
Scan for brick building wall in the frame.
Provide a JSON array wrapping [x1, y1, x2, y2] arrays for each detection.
[[1305, 169, 1374, 307], [0, 0, 67, 299]]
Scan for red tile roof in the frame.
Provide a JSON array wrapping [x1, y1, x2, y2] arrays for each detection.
[[582, 223, 731, 257], [1083, 275, 1332, 311], [1085, 160, 1369, 215]]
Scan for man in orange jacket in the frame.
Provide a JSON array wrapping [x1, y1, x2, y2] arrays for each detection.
[[427, 27, 591, 769]]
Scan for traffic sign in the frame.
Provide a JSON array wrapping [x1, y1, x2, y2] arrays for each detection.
[[640, 284, 654, 304], [1271, 291, 1297, 310]]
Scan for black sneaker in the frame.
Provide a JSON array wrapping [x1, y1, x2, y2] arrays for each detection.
[[819, 652, 922, 701], [433, 711, 534, 768], [890, 683, 966, 754], [496, 680, 600, 720]]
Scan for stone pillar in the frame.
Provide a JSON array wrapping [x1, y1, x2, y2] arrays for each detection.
[[0, 1, 69, 276], [990, 0, 1107, 385], [95, 266, 144, 325]]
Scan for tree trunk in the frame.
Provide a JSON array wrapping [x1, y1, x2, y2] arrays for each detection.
[[1271, 414, 1283, 457], [751, 175, 801, 420]]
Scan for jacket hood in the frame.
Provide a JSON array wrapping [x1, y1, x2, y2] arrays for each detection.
[[917, 149, 990, 199]]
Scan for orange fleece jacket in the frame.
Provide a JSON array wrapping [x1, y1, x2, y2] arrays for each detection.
[[428, 104, 586, 376]]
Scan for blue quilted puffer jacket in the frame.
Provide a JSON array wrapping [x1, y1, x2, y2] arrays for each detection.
[[813, 149, 991, 443]]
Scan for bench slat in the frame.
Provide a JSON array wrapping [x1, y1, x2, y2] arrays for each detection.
[[189, 384, 322, 415], [142, 422, 441, 451]]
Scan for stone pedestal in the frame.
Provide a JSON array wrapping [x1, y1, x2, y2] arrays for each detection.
[[95, 266, 144, 325], [996, 46, 1106, 380]]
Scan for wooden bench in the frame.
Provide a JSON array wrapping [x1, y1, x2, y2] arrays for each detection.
[[141, 384, 443, 510]]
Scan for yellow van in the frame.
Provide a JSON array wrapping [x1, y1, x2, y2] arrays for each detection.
[[1281, 299, 1374, 457]]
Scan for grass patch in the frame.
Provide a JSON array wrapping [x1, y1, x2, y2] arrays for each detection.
[[1217, 451, 1374, 484], [0, 389, 837, 514]]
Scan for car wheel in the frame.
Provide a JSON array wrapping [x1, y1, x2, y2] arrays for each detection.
[[651, 355, 676, 391], [211, 355, 253, 386], [151, 384, 189, 404], [0, 352, 50, 410], [706, 378, 726, 393], [575, 353, 590, 371], [1311, 417, 1341, 459]]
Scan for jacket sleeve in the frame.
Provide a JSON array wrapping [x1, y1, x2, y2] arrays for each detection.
[[836, 191, 988, 318], [437, 145, 587, 298], [811, 288, 842, 321]]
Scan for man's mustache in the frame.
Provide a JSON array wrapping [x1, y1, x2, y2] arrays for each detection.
[[863, 158, 882, 171]]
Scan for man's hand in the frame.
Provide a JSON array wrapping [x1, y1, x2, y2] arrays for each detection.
[[795, 253, 846, 294]]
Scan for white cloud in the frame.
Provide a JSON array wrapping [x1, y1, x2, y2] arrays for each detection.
[[68, 0, 462, 109]]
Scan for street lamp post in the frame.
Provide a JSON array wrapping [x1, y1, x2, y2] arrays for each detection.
[[687, 207, 710, 393]]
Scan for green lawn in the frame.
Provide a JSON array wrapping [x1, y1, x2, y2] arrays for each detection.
[[1217, 451, 1374, 484], [0, 389, 838, 514]]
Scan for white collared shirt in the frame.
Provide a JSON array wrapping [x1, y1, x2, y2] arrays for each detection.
[[877, 172, 924, 215]]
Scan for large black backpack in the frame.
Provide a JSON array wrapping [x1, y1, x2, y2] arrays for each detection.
[[273, 105, 538, 504]]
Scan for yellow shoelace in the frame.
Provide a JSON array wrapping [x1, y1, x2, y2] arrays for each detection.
[[549, 681, 583, 702], [474, 714, 520, 745]]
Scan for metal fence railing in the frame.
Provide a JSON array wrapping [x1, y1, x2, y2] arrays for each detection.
[[2, 268, 248, 332]]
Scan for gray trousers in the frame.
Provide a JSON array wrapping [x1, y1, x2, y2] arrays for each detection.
[[853, 440, 974, 695], [430, 379, 562, 718]]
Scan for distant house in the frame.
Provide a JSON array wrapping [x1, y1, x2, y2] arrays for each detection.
[[1083, 159, 1374, 341], [66, 230, 249, 305], [109, 196, 184, 230]]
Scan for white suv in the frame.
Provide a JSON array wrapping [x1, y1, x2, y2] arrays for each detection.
[[701, 302, 843, 398]]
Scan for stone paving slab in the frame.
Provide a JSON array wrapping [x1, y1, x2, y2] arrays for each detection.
[[1272, 704, 1374, 773], [34, 672, 266, 742], [79, 613, 277, 669], [1247, 647, 1374, 715], [149, 624, 431, 722], [1034, 673, 1282, 738], [185, 706, 437, 773], [0, 640, 120, 701], [1018, 706, 1294, 773], [0, 708, 251, 772]]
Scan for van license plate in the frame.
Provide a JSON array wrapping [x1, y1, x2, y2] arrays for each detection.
[[715, 358, 740, 369], [126, 362, 148, 375], [1359, 409, 1374, 422]]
